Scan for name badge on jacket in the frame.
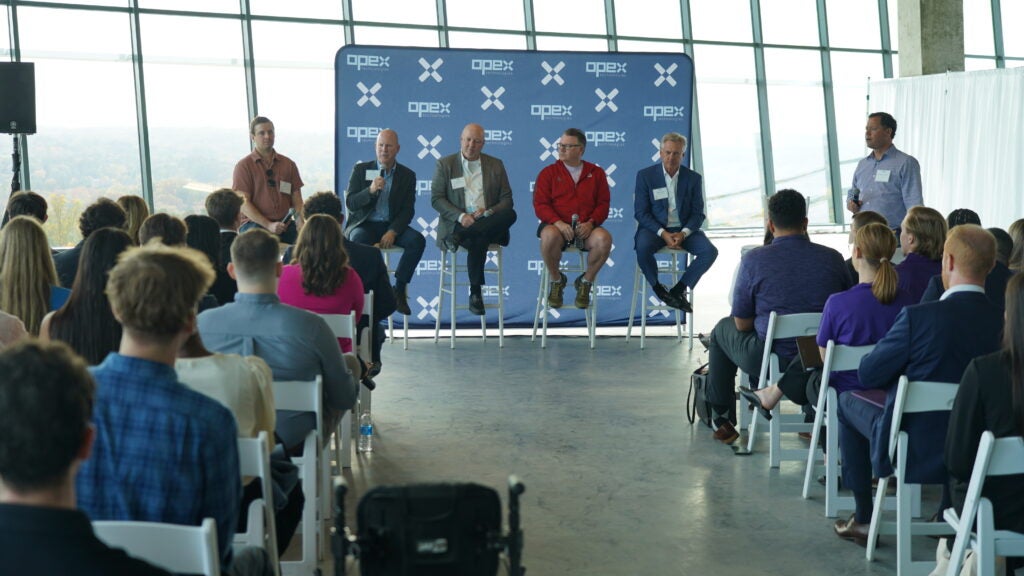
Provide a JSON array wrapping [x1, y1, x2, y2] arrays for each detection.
[[450, 177, 466, 190], [653, 187, 669, 201]]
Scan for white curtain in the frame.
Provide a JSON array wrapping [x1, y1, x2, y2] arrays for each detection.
[[869, 67, 1024, 229]]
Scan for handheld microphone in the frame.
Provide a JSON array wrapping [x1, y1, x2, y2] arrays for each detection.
[[571, 213, 579, 230], [281, 208, 295, 225], [852, 188, 862, 207]]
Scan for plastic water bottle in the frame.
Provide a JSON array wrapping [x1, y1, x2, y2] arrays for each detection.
[[358, 412, 374, 452]]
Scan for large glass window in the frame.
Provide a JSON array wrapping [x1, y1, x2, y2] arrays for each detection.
[[137, 0, 239, 14], [351, 0, 437, 26], [825, 0, 880, 50], [17, 7, 141, 247], [614, 0, 681, 40], [533, 0, 606, 35], [352, 26, 439, 47], [249, 0, 342, 20], [535, 36, 608, 51], [760, 0, 821, 47], [1003, 1, 1024, 58], [140, 14, 248, 216], [252, 21, 342, 196], [689, 0, 752, 42], [445, 0, 525, 31], [692, 45, 765, 228], [830, 51, 884, 216], [963, 0, 994, 56], [448, 32, 527, 50], [763, 48, 832, 224]]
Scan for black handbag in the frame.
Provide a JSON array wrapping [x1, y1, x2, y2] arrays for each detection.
[[687, 362, 714, 429]]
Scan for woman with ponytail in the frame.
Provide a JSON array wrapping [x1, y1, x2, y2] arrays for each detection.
[[742, 222, 916, 411], [940, 274, 1024, 572]]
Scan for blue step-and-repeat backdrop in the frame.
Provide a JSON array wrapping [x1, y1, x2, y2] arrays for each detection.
[[335, 46, 694, 328]]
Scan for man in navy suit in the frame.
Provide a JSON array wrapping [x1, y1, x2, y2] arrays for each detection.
[[633, 132, 718, 312], [833, 224, 1003, 545], [344, 129, 424, 316]]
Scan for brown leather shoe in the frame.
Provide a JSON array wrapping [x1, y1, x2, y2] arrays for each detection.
[[834, 514, 871, 546], [712, 421, 739, 445]]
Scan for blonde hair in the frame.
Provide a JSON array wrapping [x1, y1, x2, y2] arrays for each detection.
[[0, 217, 59, 335], [116, 195, 149, 245], [944, 225, 996, 283], [106, 243, 214, 340], [855, 223, 899, 304], [903, 206, 947, 260]]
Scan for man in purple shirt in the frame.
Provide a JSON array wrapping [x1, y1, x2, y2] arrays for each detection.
[[706, 189, 852, 445]]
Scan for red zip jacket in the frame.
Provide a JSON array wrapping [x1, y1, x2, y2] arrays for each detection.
[[533, 160, 611, 226]]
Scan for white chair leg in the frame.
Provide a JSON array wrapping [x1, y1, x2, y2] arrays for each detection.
[[626, 265, 640, 343], [434, 251, 446, 344], [866, 476, 889, 561], [803, 385, 829, 500], [448, 252, 457, 350], [769, 405, 782, 469]]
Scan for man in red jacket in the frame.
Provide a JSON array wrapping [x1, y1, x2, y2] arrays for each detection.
[[533, 128, 612, 309]]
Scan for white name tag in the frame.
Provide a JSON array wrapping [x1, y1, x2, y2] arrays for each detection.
[[875, 169, 891, 183], [366, 169, 382, 181], [450, 177, 466, 190], [653, 187, 669, 201], [279, 181, 293, 195]]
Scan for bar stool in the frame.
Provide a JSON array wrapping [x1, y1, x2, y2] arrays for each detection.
[[379, 247, 409, 350], [625, 247, 694, 350], [531, 246, 597, 349], [433, 244, 505, 349]]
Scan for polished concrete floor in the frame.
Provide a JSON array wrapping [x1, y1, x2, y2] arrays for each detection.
[[331, 333, 940, 576]]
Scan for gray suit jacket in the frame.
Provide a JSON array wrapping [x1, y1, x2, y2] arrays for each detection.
[[430, 152, 514, 248]]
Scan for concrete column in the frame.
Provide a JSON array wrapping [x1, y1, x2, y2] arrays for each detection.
[[897, 0, 964, 76]]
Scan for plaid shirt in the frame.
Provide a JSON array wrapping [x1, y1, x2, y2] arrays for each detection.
[[76, 353, 240, 570]]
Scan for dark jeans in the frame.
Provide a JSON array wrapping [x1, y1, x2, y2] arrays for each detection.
[[240, 220, 297, 245], [450, 209, 516, 286], [238, 475, 305, 555], [634, 228, 718, 290], [837, 391, 883, 507], [348, 222, 426, 285], [707, 317, 765, 423]]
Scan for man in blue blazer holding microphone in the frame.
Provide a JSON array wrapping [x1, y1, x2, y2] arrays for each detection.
[[633, 132, 718, 312]]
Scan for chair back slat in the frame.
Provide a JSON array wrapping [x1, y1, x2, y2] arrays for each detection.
[[94, 518, 221, 576], [888, 376, 959, 461]]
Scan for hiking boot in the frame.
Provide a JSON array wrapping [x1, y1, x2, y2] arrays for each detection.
[[574, 274, 593, 309], [547, 272, 567, 309]]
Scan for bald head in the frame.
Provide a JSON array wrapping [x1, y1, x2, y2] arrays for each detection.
[[942, 224, 996, 289], [375, 129, 399, 168], [460, 123, 485, 161]]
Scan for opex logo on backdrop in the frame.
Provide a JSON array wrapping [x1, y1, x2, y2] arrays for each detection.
[[537, 137, 560, 162], [540, 61, 566, 86], [418, 57, 444, 82], [585, 61, 627, 77], [530, 104, 573, 121], [416, 216, 439, 239], [346, 54, 390, 71], [416, 180, 432, 197], [594, 88, 619, 112], [417, 135, 443, 160], [480, 86, 506, 111], [471, 59, 514, 75], [356, 82, 382, 108], [408, 101, 451, 118], [586, 131, 626, 147], [654, 63, 678, 87], [484, 129, 513, 144], [643, 105, 686, 121], [346, 126, 381, 143]]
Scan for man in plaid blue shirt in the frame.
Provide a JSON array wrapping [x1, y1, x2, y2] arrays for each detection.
[[76, 243, 273, 576]]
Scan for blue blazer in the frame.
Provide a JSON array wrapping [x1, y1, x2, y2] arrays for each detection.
[[633, 163, 705, 242], [857, 290, 1003, 482]]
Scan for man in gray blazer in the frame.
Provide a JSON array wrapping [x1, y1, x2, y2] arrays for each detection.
[[430, 123, 517, 315]]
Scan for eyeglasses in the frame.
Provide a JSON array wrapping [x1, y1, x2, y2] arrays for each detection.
[[557, 144, 582, 150], [265, 169, 276, 188]]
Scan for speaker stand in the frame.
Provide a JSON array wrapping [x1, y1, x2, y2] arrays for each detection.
[[3, 134, 22, 226]]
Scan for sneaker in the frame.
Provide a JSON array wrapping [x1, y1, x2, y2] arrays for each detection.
[[395, 284, 411, 315], [547, 273, 567, 309], [574, 274, 593, 309]]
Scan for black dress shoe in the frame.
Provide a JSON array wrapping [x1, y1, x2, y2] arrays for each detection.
[[395, 284, 411, 315], [669, 286, 693, 313], [653, 283, 685, 310], [739, 386, 772, 421], [834, 514, 871, 546], [468, 291, 485, 315]]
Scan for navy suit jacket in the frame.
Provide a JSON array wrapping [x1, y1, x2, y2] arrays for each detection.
[[918, 261, 1015, 310], [857, 289, 1003, 481], [344, 160, 417, 236], [633, 163, 705, 244]]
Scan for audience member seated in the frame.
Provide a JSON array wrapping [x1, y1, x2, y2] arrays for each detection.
[[176, 331, 304, 555], [706, 189, 852, 445], [0, 340, 173, 576], [186, 214, 235, 310], [945, 208, 981, 229], [40, 228, 133, 364], [141, 213, 218, 310], [894, 205, 946, 302], [1009, 218, 1024, 273], [116, 194, 149, 245], [920, 218, 1014, 310], [0, 216, 70, 335], [833, 225, 1003, 546], [76, 242, 273, 576], [198, 228, 357, 452], [844, 211, 889, 282], [741, 222, 914, 415], [279, 214, 365, 358], [933, 273, 1024, 574], [5, 190, 48, 225], [289, 192, 395, 382], [53, 197, 126, 288], [205, 188, 244, 305]]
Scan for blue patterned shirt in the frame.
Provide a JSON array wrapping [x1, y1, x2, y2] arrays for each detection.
[[368, 161, 394, 222], [76, 353, 241, 571], [848, 144, 923, 229]]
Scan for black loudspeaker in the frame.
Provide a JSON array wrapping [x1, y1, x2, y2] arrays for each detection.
[[0, 62, 36, 135]]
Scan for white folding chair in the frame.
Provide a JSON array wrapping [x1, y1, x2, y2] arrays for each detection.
[[434, 244, 505, 348], [802, 342, 881, 518], [866, 376, 957, 573], [531, 246, 598, 349], [318, 312, 358, 472], [380, 247, 409, 350], [357, 290, 374, 417], [93, 518, 220, 576], [272, 377, 325, 575], [235, 431, 281, 576], [625, 247, 693, 350], [943, 432, 1024, 576], [744, 311, 822, 465]]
